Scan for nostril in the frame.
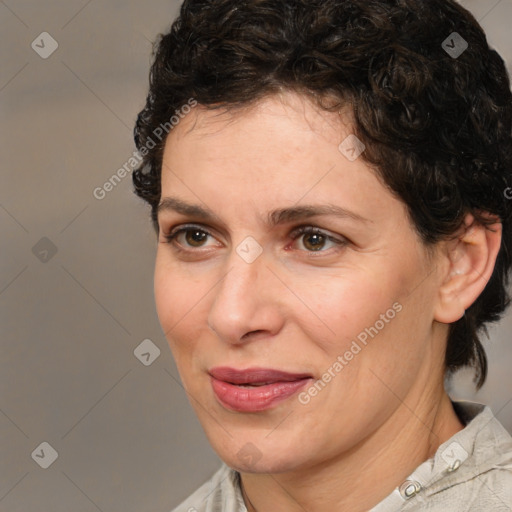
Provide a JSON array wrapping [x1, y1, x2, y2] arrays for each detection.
[[242, 330, 264, 339]]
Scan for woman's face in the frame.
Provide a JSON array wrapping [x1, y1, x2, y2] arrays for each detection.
[[154, 92, 446, 473]]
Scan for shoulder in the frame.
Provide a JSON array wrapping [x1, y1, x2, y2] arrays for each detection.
[[170, 463, 246, 512], [425, 467, 512, 511]]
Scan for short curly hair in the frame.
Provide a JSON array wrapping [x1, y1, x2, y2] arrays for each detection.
[[133, 0, 512, 389]]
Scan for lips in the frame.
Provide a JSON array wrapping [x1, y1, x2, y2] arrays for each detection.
[[208, 366, 313, 412]]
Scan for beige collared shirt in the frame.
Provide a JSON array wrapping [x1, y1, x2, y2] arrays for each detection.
[[171, 401, 512, 511]]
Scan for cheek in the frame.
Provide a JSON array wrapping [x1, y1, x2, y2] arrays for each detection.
[[154, 261, 174, 335], [288, 267, 398, 352], [153, 257, 205, 354]]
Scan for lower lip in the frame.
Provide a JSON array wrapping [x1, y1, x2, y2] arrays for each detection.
[[210, 376, 312, 412]]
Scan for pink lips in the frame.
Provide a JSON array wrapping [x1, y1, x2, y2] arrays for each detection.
[[209, 367, 313, 412]]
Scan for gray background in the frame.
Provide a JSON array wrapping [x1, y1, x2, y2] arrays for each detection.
[[1, 1, 511, 510]]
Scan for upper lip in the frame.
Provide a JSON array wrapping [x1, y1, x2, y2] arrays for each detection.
[[208, 366, 312, 384]]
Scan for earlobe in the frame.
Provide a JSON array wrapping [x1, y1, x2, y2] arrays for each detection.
[[434, 213, 502, 325]]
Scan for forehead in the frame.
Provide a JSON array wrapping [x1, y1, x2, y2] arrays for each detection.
[[158, 92, 407, 229], [165, 92, 353, 150], [162, 93, 356, 181]]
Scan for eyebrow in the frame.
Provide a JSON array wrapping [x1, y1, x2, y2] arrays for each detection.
[[156, 196, 372, 226]]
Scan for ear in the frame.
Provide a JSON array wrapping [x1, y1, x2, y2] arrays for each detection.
[[434, 213, 502, 324]]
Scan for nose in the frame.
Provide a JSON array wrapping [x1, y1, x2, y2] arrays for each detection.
[[207, 248, 284, 345]]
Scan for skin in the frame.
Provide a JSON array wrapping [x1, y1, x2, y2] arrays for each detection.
[[154, 91, 502, 511]]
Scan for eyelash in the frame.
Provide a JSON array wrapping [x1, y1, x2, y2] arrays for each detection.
[[162, 223, 347, 256]]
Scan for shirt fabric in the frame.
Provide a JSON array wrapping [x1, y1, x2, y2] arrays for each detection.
[[171, 401, 512, 511]]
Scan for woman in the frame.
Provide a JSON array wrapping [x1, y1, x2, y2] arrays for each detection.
[[132, 0, 512, 510]]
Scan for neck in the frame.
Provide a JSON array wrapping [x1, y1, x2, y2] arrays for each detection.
[[240, 389, 464, 512]]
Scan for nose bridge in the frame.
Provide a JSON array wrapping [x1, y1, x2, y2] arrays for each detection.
[[219, 233, 268, 303]]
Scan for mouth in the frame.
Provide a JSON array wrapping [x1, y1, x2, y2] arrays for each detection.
[[208, 366, 314, 412], [230, 382, 280, 387], [209, 366, 313, 384]]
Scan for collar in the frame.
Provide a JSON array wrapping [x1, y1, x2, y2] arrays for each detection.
[[369, 400, 511, 510]]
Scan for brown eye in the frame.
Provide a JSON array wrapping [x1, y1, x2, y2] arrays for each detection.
[[184, 229, 208, 247], [163, 225, 216, 249], [302, 232, 327, 251], [291, 226, 345, 253]]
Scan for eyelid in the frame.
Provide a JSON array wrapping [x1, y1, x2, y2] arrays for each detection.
[[166, 223, 214, 238], [289, 225, 342, 240]]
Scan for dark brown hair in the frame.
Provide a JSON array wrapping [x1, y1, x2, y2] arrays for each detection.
[[133, 0, 512, 388]]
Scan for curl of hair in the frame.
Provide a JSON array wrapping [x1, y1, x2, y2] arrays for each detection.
[[133, 0, 512, 388]]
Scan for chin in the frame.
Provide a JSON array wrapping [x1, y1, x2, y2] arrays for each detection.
[[212, 435, 309, 474], [228, 454, 299, 474]]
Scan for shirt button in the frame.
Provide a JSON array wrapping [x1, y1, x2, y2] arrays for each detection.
[[399, 480, 422, 499], [447, 459, 461, 472]]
